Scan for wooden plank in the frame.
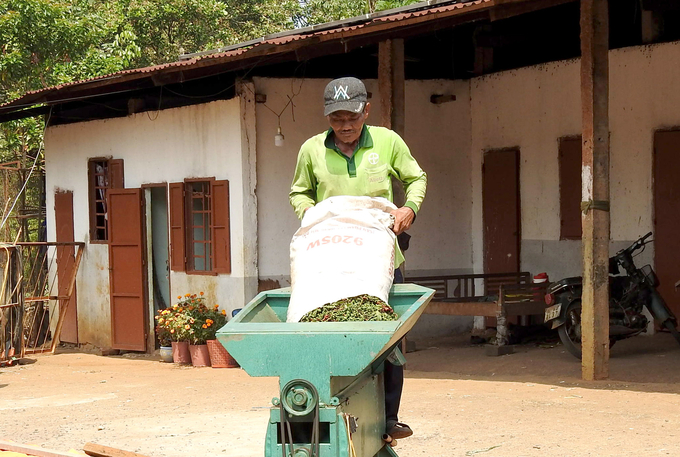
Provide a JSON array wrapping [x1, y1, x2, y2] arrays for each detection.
[[0, 440, 78, 457], [378, 39, 405, 136], [392, 39, 405, 137], [502, 302, 549, 316], [51, 243, 84, 353], [83, 443, 151, 457], [378, 40, 394, 131], [424, 301, 498, 317], [580, 0, 610, 380]]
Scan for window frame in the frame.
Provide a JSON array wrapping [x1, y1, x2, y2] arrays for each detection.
[[88, 158, 110, 243], [87, 157, 124, 243], [184, 177, 217, 275]]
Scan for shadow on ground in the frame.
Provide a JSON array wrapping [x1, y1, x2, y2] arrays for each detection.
[[407, 331, 680, 394]]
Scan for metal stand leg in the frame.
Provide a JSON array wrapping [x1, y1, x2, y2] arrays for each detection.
[[375, 444, 400, 457]]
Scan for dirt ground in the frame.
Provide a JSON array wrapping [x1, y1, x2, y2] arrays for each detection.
[[2, 332, 680, 457]]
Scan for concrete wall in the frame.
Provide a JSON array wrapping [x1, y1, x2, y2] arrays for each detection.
[[44, 98, 256, 348], [469, 41, 680, 281]]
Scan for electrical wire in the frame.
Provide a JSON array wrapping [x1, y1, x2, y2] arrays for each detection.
[[0, 107, 52, 231]]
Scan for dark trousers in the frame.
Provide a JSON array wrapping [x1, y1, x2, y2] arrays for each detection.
[[385, 268, 405, 423]]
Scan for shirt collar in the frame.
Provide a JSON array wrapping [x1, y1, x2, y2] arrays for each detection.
[[324, 124, 373, 153]]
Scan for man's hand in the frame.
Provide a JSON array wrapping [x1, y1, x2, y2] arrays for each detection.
[[390, 206, 415, 235]]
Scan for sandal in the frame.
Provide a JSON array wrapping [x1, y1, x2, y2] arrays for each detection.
[[386, 421, 413, 439]]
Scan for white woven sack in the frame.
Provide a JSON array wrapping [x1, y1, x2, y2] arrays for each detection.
[[287, 196, 397, 322]]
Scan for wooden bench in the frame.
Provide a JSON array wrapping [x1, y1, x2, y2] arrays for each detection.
[[406, 272, 549, 348]]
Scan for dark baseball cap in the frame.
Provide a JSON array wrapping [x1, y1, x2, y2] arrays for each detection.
[[323, 77, 367, 116]]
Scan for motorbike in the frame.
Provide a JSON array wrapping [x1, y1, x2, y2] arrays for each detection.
[[544, 232, 680, 359]]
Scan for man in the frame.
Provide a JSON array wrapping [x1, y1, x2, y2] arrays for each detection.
[[289, 77, 427, 439]]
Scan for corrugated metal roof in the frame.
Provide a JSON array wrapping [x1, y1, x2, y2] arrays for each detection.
[[0, 0, 493, 113]]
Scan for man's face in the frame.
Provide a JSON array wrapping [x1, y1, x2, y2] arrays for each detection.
[[327, 103, 371, 144]]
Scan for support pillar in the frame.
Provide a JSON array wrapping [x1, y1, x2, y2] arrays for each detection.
[[378, 39, 405, 137], [580, 0, 610, 380]]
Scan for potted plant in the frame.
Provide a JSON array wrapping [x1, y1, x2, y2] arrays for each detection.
[[179, 292, 214, 367], [159, 295, 195, 364], [204, 306, 238, 368], [154, 314, 174, 363]]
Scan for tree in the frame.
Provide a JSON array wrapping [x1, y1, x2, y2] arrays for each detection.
[[297, 0, 420, 26], [0, 0, 421, 241]]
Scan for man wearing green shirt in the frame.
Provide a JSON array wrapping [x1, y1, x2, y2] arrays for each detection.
[[289, 77, 427, 439]]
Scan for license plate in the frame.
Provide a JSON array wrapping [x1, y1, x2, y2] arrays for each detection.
[[544, 304, 562, 322]]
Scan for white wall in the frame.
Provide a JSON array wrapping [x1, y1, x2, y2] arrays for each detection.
[[254, 77, 474, 284], [45, 99, 255, 348], [469, 41, 680, 281]]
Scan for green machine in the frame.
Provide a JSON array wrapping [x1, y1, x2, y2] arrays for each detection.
[[216, 284, 434, 457]]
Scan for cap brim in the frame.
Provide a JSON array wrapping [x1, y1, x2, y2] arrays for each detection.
[[324, 101, 365, 116]]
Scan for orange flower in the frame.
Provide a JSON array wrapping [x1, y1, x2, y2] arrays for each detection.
[[184, 324, 190, 330], [177, 295, 182, 299], [221, 310, 227, 315], [202, 324, 207, 329], [185, 293, 190, 297], [214, 304, 219, 309], [170, 329, 175, 334], [200, 291, 204, 296]]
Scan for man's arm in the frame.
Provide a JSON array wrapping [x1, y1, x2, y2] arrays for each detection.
[[289, 147, 317, 220], [389, 133, 427, 233]]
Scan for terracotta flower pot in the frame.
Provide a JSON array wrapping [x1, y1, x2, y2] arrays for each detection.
[[189, 344, 211, 367], [206, 339, 239, 368], [171, 341, 191, 364], [159, 346, 174, 363]]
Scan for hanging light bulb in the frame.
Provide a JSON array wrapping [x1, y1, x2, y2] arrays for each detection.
[[274, 125, 285, 147]]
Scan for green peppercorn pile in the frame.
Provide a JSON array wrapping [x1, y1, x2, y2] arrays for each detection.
[[300, 294, 399, 322]]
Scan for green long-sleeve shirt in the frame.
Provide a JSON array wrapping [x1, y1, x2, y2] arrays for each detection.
[[289, 125, 427, 268], [289, 125, 427, 219]]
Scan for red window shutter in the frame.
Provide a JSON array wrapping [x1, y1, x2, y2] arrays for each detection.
[[169, 182, 186, 271], [110, 159, 125, 189], [211, 180, 231, 274], [87, 160, 97, 240], [559, 137, 583, 240]]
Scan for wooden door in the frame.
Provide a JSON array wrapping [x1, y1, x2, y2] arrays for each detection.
[[654, 131, 680, 316], [55, 191, 78, 344], [483, 149, 521, 276], [108, 188, 147, 351]]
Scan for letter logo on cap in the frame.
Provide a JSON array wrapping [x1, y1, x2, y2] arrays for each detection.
[[334, 85, 350, 100]]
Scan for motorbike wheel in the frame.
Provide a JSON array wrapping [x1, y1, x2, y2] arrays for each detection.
[[662, 320, 680, 346], [558, 300, 617, 359], [558, 300, 583, 359]]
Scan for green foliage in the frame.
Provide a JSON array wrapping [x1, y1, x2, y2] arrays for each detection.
[[0, 0, 421, 242], [300, 294, 398, 322], [298, 0, 421, 26], [156, 293, 227, 345]]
